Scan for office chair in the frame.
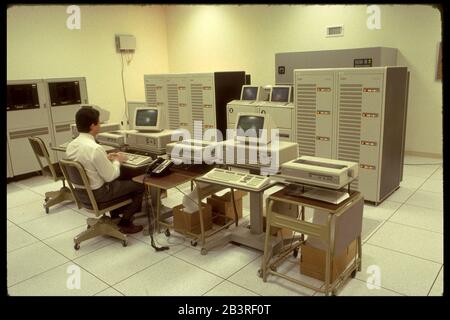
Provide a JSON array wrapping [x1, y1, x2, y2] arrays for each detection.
[[28, 136, 74, 213], [59, 159, 133, 250]]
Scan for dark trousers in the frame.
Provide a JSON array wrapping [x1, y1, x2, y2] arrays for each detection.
[[92, 179, 144, 222], [78, 166, 146, 222]]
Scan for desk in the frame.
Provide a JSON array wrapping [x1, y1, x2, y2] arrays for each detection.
[[194, 174, 285, 255], [132, 165, 223, 247], [260, 187, 363, 296]]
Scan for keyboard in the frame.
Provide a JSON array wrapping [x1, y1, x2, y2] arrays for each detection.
[[121, 152, 153, 167], [201, 168, 270, 191]]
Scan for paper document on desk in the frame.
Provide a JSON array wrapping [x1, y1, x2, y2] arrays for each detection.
[[302, 188, 349, 204]]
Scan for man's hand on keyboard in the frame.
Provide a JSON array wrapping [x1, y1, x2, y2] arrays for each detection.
[[107, 152, 128, 163]]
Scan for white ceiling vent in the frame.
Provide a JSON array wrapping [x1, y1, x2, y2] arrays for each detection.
[[326, 25, 344, 37]]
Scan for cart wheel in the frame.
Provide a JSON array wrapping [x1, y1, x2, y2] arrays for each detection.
[[351, 270, 357, 278], [165, 229, 171, 237], [122, 240, 128, 247], [74, 243, 80, 250], [200, 248, 208, 255], [257, 269, 263, 278], [190, 240, 197, 247], [293, 248, 299, 258]]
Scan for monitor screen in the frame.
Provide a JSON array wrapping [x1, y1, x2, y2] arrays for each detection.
[[135, 109, 158, 127], [271, 87, 290, 102], [49, 81, 81, 107], [236, 115, 265, 138], [241, 87, 258, 100], [7, 84, 40, 111]]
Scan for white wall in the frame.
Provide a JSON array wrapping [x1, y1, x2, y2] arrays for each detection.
[[165, 4, 443, 156], [7, 4, 169, 124]]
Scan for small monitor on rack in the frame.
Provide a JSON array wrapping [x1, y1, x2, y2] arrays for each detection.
[[48, 81, 82, 107], [7, 84, 40, 111], [134, 107, 162, 132], [234, 112, 275, 144], [240, 85, 260, 101], [270, 85, 291, 103]]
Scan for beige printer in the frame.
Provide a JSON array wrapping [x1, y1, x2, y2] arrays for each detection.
[[166, 139, 218, 164], [281, 156, 358, 189]]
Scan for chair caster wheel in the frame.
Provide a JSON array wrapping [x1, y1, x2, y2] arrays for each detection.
[[257, 269, 263, 278], [191, 240, 197, 247], [165, 229, 171, 237], [293, 248, 299, 258], [351, 270, 357, 278], [122, 240, 128, 247], [74, 243, 80, 250], [200, 248, 207, 255]]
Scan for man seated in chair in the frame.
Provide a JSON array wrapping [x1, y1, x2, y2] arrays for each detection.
[[66, 106, 144, 234]]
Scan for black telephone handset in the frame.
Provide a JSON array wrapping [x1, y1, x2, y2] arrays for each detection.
[[146, 157, 174, 177], [146, 157, 164, 175], [151, 159, 174, 177]]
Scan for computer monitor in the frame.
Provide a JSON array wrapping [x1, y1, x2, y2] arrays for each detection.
[[270, 85, 291, 103], [134, 107, 162, 132], [234, 112, 276, 144], [48, 81, 82, 106], [240, 85, 260, 101], [7, 84, 40, 111]]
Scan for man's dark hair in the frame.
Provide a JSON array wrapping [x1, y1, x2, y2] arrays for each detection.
[[75, 106, 100, 133]]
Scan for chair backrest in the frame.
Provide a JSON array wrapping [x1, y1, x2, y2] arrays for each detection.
[[28, 136, 58, 181], [59, 159, 100, 213]]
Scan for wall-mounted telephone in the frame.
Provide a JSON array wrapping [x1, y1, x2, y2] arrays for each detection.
[[146, 157, 174, 177]]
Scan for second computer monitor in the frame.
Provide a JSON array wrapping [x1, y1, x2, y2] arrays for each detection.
[[270, 85, 291, 103], [134, 107, 162, 132], [235, 112, 275, 144], [240, 85, 260, 101]]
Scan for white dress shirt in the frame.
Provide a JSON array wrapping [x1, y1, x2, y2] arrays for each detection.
[[66, 133, 120, 190]]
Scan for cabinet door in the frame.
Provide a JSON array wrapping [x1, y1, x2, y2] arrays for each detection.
[[189, 75, 216, 140], [166, 77, 180, 130], [8, 126, 54, 176], [258, 106, 292, 129], [295, 71, 334, 157], [337, 71, 383, 201]]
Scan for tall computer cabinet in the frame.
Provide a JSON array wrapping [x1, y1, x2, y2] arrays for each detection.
[[7, 77, 88, 178], [294, 67, 409, 204], [7, 79, 57, 176], [144, 72, 245, 140]]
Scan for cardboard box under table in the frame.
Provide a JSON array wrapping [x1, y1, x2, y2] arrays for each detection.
[[208, 190, 247, 225], [300, 239, 357, 282], [173, 203, 213, 234]]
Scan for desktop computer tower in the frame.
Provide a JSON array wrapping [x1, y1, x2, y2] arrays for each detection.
[[144, 72, 245, 140], [294, 66, 409, 204]]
